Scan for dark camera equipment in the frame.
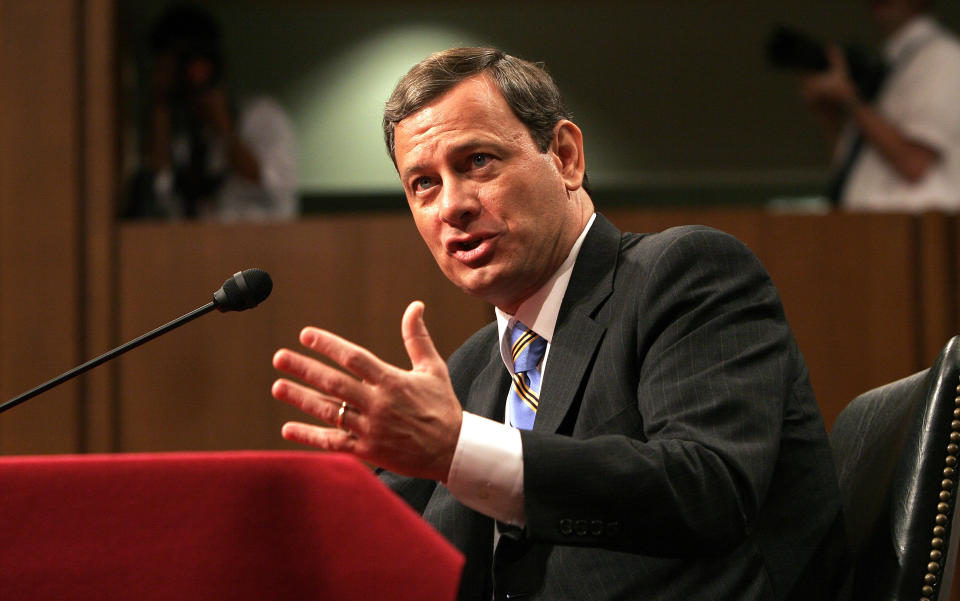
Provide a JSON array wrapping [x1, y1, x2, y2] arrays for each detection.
[[765, 24, 888, 101], [172, 45, 223, 95], [151, 4, 224, 95]]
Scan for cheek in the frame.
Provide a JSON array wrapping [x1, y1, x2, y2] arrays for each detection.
[[411, 208, 445, 256], [479, 175, 531, 223]]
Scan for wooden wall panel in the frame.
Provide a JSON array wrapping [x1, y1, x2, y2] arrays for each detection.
[[114, 215, 489, 452], [0, 1, 83, 454], [757, 214, 919, 428], [919, 212, 958, 365], [82, 0, 120, 453]]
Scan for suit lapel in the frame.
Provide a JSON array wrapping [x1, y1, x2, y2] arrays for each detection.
[[534, 214, 620, 434]]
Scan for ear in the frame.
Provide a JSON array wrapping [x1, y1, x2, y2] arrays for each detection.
[[550, 120, 586, 191]]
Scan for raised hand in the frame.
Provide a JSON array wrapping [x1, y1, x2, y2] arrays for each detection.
[[272, 301, 463, 482]]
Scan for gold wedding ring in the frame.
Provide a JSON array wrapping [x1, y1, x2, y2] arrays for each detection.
[[336, 401, 349, 432]]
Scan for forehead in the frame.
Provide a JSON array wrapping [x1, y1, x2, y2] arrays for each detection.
[[393, 74, 531, 170]]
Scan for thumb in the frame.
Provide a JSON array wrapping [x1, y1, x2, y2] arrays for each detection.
[[402, 301, 443, 372]]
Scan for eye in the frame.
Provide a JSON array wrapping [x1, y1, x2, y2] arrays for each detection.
[[470, 153, 491, 168], [413, 176, 435, 192]]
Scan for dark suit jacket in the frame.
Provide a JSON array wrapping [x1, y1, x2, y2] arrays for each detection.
[[381, 214, 847, 600]]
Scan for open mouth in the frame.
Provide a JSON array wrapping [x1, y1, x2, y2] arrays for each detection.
[[456, 238, 483, 252], [448, 234, 495, 266]]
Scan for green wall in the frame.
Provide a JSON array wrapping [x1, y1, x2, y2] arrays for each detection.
[[118, 1, 960, 208]]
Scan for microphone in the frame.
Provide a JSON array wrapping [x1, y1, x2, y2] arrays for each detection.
[[213, 268, 273, 312], [0, 268, 273, 414]]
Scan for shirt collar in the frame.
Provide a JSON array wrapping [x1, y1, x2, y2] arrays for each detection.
[[495, 213, 596, 367], [885, 14, 938, 63]]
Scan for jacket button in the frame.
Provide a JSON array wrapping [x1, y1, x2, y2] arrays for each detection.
[[590, 520, 604, 536], [574, 520, 589, 536], [558, 519, 573, 535]]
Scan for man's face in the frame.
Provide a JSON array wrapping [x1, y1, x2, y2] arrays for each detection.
[[393, 74, 585, 313]]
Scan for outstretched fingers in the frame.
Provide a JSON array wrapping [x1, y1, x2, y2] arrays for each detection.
[[281, 421, 358, 453], [272, 378, 346, 427], [300, 327, 388, 385], [272, 348, 369, 411]]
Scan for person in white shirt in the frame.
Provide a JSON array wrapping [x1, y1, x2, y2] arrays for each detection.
[[127, 4, 297, 221], [801, 0, 960, 211], [271, 47, 846, 600]]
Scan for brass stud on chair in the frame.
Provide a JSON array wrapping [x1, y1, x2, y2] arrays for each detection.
[[920, 376, 960, 600]]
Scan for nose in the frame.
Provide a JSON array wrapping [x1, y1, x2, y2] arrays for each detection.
[[438, 178, 481, 229]]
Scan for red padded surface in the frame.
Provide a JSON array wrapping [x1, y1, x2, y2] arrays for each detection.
[[0, 451, 462, 600]]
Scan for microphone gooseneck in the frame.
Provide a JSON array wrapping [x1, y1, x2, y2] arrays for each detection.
[[0, 268, 273, 414]]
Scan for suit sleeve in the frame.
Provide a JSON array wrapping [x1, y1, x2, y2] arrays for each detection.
[[376, 468, 437, 514], [521, 227, 801, 557]]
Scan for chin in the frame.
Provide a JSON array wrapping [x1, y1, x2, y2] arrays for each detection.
[[455, 280, 494, 300], [450, 271, 501, 302]]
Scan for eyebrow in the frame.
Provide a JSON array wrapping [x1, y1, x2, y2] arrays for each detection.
[[400, 163, 422, 181], [400, 138, 503, 181]]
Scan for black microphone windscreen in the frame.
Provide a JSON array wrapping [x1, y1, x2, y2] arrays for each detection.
[[213, 268, 272, 312]]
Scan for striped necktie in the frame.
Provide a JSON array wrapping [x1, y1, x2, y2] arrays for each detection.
[[506, 323, 547, 430]]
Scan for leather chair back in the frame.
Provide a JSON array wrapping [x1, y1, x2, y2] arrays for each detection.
[[831, 336, 960, 601]]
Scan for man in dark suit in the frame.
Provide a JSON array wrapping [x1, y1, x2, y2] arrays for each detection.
[[271, 47, 847, 600]]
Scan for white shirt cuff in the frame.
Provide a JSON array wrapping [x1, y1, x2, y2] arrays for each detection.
[[445, 411, 526, 527]]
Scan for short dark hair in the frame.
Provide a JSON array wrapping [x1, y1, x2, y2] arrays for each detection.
[[150, 3, 221, 63], [383, 47, 587, 189]]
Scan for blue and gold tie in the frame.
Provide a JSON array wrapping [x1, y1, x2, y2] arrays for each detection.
[[507, 323, 547, 430]]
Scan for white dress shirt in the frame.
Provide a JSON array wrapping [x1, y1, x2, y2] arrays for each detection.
[[445, 213, 596, 526], [155, 96, 299, 221], [842, 15, 960, 211]]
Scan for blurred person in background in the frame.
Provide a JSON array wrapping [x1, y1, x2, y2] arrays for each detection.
[[126, 3, 298, 221], [800, 0, 960, 211]]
